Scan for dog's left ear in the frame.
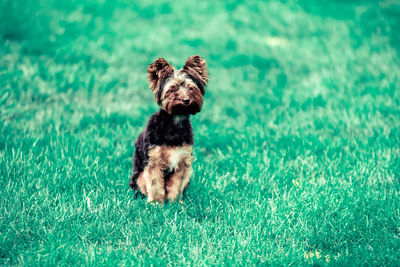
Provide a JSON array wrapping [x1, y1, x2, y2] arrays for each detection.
[[183, 55, 208, 88]]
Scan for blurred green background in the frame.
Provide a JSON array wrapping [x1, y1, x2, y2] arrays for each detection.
[[1, 0, 399, 265]]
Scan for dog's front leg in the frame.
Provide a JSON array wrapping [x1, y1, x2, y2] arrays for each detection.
[[144, 163, 166, 203], [144, 146, 168, 203], [166, 157, 193, 202], [166, 165, 185, 202]]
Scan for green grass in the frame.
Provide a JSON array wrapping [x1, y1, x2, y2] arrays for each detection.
[[1, 0, 400, 265]]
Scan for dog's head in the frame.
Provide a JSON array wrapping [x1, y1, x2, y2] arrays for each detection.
[[147, 55, 208, 115]]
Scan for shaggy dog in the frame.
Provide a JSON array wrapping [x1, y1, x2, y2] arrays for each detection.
[[129, 55, 208, 203]]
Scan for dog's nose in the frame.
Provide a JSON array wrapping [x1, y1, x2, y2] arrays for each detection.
[[182, 98, 190, 105]]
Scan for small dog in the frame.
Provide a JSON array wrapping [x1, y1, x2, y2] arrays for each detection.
[[129, 55, 208, 203]]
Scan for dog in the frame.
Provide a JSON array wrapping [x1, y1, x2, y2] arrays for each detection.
[[129, 55, 208, 203]]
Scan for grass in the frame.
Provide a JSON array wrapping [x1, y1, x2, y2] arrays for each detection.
[[1, 0, 400, 265]]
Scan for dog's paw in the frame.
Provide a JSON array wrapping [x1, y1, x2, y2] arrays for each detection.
[[166, 192, 179, 202], [148, 193, 166, 204]]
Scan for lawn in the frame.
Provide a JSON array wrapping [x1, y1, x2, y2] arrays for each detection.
[[1, 0, 400, 265]]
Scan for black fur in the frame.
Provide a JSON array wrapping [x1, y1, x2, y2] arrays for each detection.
[[129, 109, 194, 191]]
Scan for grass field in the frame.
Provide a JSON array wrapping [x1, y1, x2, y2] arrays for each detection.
[[1, 0, 400, 265]]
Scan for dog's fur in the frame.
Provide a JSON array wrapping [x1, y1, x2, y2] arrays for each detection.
[[129, 55, 208, 202]]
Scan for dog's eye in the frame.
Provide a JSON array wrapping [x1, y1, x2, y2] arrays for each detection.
[[188, 86, 194, 91], [170, 87, 177, 92]]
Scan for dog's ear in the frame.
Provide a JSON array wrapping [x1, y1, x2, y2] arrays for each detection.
[[147, 58, 174, 93], [183, 55, 208, 87]]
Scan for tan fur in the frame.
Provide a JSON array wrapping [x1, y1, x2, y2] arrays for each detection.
[[136, 172, 147, 195], [143, 146, 167, 202], [137, 145, 193, 203]]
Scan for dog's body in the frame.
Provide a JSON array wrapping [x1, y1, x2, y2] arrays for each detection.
[[130, 110, 194, 202], [129, 56, 208, 202]]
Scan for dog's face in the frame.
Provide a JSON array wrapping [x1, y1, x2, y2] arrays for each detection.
[[147, 55, 208, 115]]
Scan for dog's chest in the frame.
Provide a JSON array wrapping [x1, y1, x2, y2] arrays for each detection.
[[167, 147, 188, 170], [148, 145, 193, 171]]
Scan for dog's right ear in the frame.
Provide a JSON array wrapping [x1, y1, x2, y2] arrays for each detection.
[[147, 58, 174, 93]]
